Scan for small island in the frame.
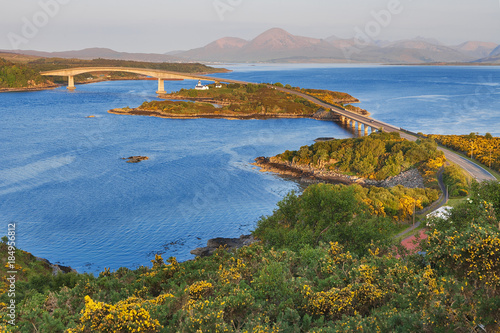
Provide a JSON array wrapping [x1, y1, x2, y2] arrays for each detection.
[[122, 156, 149, 163], [109, 83, 369, 120]]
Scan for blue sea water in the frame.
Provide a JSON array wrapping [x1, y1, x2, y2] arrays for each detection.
[[1, 65, 499, 273], [212, 64, 500, 136]]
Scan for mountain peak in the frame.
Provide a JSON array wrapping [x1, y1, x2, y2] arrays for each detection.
[[411, 36, 443, 46], [257, 27, 293, 38], [208, 37, 248, 49], [168, 27, 500, 64], [249, 28, 321, 50]]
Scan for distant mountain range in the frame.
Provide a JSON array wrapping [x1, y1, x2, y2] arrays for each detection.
[[174, 28, 500, 64], [2, 28, 499, 64]]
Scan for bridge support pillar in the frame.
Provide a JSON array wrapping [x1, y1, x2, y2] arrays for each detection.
[[364, 125, 368, 136], [67, 76, 75, 90], [156, 78, 166, 94], [358, 122, 362, 132]]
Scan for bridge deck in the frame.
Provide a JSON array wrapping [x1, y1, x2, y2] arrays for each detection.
[[40, 67, 248, 84]]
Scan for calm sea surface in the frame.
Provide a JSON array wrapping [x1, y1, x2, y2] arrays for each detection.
[[1, 65, 499, 273]]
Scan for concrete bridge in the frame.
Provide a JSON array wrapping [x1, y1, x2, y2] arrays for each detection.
[[40, 67, 248, 93], [271, 85, 399, 135]]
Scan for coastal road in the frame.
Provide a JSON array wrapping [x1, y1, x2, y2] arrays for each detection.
[[440, 151, 495, 182], [274, 85, 497, 183], [397, 131, 496, 182]]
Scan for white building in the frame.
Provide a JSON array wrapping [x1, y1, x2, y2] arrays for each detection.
[[195, 80, 209, 90]]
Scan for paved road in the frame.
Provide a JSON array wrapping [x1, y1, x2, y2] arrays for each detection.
[[398, 131, 496, 182]]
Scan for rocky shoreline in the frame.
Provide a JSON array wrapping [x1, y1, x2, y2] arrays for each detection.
[[108, 107, 362, 121], [190, 235, 258, 257], [253, 156, 425, 189], [35, 257, 78, 275], [0, 83, 60, 93], [109, 108, 316, 120]]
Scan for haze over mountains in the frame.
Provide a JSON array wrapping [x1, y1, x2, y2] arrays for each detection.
[[3, 28, 500, 64], [175, 28, 500, 64]]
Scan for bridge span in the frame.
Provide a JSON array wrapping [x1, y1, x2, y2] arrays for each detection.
[[40, 66, 411, 135], [40, 67, 248, 93]]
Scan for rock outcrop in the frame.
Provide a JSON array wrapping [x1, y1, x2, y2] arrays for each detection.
[[190, 235, 257, 257], [379, 168, 425, 189], [35, 257, 78, 276], [312, 109, 339, 121], [122, 156, 149, 163], [254, 157, 425, 189]]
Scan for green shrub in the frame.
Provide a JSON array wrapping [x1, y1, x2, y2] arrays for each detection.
[[443, 164, 468, 197]]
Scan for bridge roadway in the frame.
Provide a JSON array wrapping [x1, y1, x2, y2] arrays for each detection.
[[41, 67, 496, 182]]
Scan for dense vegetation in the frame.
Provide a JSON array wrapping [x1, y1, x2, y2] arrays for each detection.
[[0, 58, 48, 88], [429, 133, 500, 173], [135, 83, 322, 116], [1, 181, 498, 332], [28, 58, 226, 73], [442, 164, 470, 197], [254, 183, 439, 253], [290, 87, 368, 115], [275, 132, 445, 182], [292, 88, 359, 104]]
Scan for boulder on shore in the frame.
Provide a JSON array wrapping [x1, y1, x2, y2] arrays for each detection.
[[190, 235, 257, 257], [35, 257, 78, 276]]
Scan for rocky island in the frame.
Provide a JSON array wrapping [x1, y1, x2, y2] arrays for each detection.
[[122, 156, 149, 163], [109, 83, 369, 120]]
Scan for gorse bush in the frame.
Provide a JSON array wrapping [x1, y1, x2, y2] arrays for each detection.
[[429, 133, 500, 172], [1, 181, 498, 332], [442, 164, 469, 197], [254, 183, 438, 255]]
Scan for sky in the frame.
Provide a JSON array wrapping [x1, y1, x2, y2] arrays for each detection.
[[1, 0, 500, 53]]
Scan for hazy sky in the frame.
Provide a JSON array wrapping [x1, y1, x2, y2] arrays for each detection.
[[1, 0, 500, 53]]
